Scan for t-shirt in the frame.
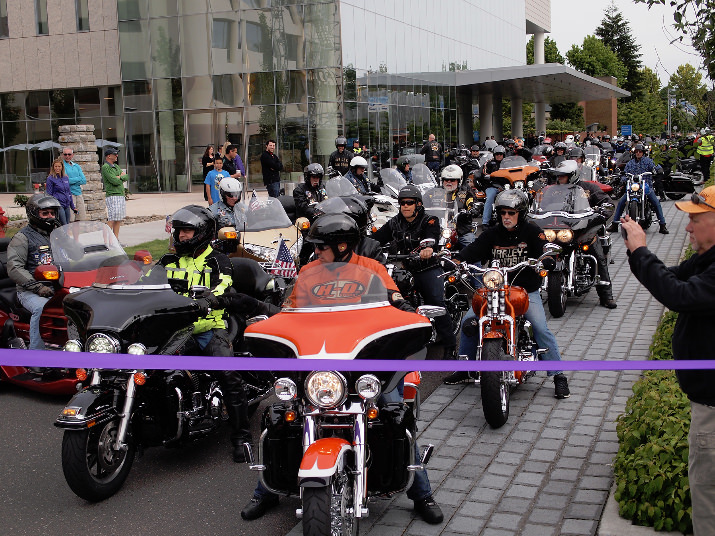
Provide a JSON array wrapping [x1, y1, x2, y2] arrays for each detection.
[[204, 170, 229, 204]]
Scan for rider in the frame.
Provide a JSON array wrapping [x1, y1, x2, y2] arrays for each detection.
[[481, 145, 506, 226], [6, 194, 62, 349], [209, 177, 245, 229], [442, 190, 571, 400], [395, 155, 413, 183], [551, 160, 617, 309], [238, 214, 444, 525], [697, 127, 714, 182], [549, 142, 568, 167], [158, 205, 251, 463], [313, 196, 384, 262], [329, 136, 353, 176], [440, 164, 479, 248], [372, 184, 457, 358], [293, 163, 327, 221], [607, 143, 669, 235], [344, 155, 373, 194]]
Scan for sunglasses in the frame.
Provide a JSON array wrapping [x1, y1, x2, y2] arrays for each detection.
[[314, 244, 331, 251], [442, 178, 458, 182], [499, 209, 518, 216], [691, 193, 715, 211], [399, 199, 416, 206]]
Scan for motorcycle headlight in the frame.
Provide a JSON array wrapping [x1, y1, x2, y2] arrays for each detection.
[[527, 180, 534, 188], [355, 374, 381, 400], [482, 269, 505, 291], [127, 343, 147, 355], [63, 339, 82, 352], [305, 371, 347, 409], [274, 378, 298, 401], [557, 230, 573, 243], [503, 184, 511, 190], [544, 229, 557, 242], [86, 333, 121, 354], [631, 183, 640, 191]]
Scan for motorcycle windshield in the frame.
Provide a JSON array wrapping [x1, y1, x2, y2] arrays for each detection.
[[411, 163, 437, 187], [242, 197, 292, 231], [380, 168, 407, 197], [325, 176, 359, 197], [532, 184, 593, 215], [499, 156, 529, 169], [314, 196, 357, 216], [50, 221, 127, 272], [422, 187, 456, 220], [283, 262, 390, 310]]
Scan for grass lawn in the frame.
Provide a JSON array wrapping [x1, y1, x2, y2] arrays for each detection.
[[125, 238, 172, 260]]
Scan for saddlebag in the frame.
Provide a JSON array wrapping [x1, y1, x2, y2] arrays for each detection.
[[366, 402, 415, 494]]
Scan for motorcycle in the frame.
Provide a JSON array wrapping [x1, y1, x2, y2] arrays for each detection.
[[440, 252, 557, 428], [623, 172, 655, 230], [326, 174, 398, 230], [528, 183, 611, 317], [54, 261, 275, 501], [242, 261, 444, 535]]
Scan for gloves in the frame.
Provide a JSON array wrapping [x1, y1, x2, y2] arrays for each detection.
[[217, 293, 261, 315], [37, 285, 54, 298]]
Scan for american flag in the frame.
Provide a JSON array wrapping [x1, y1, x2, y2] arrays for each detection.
[[269, 238, 297, 278]]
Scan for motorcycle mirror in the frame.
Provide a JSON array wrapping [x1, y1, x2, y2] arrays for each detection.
[[542, 243, 562, 256], [189, 285, 211, 299], [419, 238, 436, 250], [246, 315, 269, 326], [416, 305, 446, 319]]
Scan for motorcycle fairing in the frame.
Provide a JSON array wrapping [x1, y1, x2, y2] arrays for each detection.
[[298, 437, 352, 486], [55, 388, 119, 430]]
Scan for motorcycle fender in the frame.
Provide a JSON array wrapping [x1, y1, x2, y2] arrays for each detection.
[[482, 331, 505, 339], [54, 388, 119, 430], [298, 438, 352, 488]]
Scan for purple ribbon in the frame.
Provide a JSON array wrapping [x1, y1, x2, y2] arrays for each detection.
[[1, 348, 714, 372]]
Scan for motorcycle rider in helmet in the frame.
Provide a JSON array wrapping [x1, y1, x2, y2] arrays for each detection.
[[607, 143, 669, 234], [372, 184, 457, 358], [329, 136, 353, 176], [313, 196, 384, 262], [395, 155, 413, 183], [443, 190, 571, 399], [158, 205, 252, 463], [352, 138, 363, 155], [345, 155, 373, 194], [440, 164, 479, 248], [209, 177, 246, 229], [239, 213, 444, 525], [503, 138, 517, 156], [567, 146, 587, 180], [6, 194, 62, 349], [549, 142, 568, 167], [551, 160, 617, 308], [293, 163, 327, 221], [481, 145, 506, 226]]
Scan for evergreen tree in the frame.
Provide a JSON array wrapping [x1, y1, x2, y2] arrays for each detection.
[[526, 36, 565, 65], [566, 35, 628, 82], [595, 2, 643, 99]]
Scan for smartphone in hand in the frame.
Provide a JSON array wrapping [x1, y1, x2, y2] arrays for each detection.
[[621, 225, 628, 240]]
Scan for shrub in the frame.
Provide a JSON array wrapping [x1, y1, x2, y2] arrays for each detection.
[[13, 194, 29, 207]]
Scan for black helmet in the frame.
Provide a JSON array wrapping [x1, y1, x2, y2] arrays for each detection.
[[398, 184, 422, 203], [568, 147, 584, 160], [171, 205, 217, 256], [633, 143, 646, 153], [335, 136, 347, 148], [26, 194, 61, 232], [494, 189, 529, 227], [504, 138, 515, 147], [542, 145, 554, 157], [313, 196, 373, 233], [470, 144, 480, 152], [603, 134, 611, 141], [554, 142, 567, 151], [395, 156, 409, 172], [304, 163, 324, 183], [307, 213, 360, 260], [493, 145, 506, 155]]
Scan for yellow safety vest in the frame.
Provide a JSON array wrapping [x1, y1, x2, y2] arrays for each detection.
[[697, 135, 714, 157]]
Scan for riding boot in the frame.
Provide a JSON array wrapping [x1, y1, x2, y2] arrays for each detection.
[[227, 390, 252, 463]]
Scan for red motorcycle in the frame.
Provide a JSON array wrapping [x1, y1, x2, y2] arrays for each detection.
[[0, 221, 149, 395], [242, 261, 444, 535]]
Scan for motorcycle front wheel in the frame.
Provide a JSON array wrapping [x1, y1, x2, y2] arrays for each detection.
[[665, 192, 686, 200], [546, 270, 567, 318], [302, 468, 358, 536], [480, 339, 510, 428], [445, 284, 466, 336], [628, 199, 639, 222], [61, 419, 135, 502]]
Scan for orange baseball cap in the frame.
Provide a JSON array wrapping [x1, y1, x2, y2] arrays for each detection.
[[675, 186, 715, 213]]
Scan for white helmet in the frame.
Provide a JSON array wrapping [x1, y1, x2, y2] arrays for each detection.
[[440, 164, 463, 181], [565, 134, 574, 143], [702, 127, 711, 136], [350, 156, 368, 168], [219, 177, 243, 203], [553, 159, 579, 183]]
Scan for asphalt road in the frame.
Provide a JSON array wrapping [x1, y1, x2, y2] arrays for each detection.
[[0, 352, 445, 536]]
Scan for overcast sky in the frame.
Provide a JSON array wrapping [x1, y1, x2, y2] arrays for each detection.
[[549, 0, 710, 86]]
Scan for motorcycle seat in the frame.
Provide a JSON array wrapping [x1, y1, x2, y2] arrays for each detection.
[[230, 257, 273, 297]]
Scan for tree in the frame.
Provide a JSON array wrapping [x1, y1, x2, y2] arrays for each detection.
[[595, 2, 643, 99], [565, 35, 628, 83], [526, 36, 565, 65], [635, 0, 715, 81], [669, 63, 708, 127], [618, 67, 667, 134]]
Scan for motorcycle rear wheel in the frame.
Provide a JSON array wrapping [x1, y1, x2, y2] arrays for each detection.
[[480, 339, 510, 429], [61, 420, 135, 502], [546, 270, 567, 318], [303, 468, 358, 536]]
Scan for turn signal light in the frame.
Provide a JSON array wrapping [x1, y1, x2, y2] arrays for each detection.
[[76, 368, 88, 381], [581, 244, 589, 251], [285, 410, 297, 422], [224, 230, 238, 240], [448, 275, 457, 283], [539, 269, 548, 277], [133, 372, 147, 386], [62, 407, 79, 417], [41, 270, 59, 280], [133, 250, 153, 264], [367, 407, 379, 420]]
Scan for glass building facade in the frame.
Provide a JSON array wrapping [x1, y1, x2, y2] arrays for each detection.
[[0, 0, 528, 193]]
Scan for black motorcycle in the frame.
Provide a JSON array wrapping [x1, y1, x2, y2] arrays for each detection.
[[54, 262, 274, 501], [528, 183, 610, 317]]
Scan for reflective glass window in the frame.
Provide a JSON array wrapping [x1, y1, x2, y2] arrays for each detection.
[[150, 17, 182, 78], [244, 10, 274, 71], [272, 5, 303, 70], [124, 111, 156, 190], [1, 93, 24, 123], [211, 13, 241, 74], [179, 0, 206, 15], [0, 0, 8, 39], [304, 2, 340, 69], [149, 0, 178, 18], [76, 0, 89, 31], [50, 90, 75, 120], [212, 74, 244, 107], [26, 91, 50, 120], [100, 86, 122, 116], [122, 80, 153, 112], [307, 68, 341, 102], [277, 104, 308, 173], [156, 110, 187, 191], [117, 0, 148, 20], [276, 70, 306, 105], [246, 72, 275, 105], [154, 78, 183, 110], [181, 14, 211, 77], [183, 76, 213, 110], [35, 0, 48, 35], [119, 20, 151, 79], [76, 88, 101, 118]]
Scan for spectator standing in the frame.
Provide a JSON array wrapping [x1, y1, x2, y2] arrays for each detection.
[[622, 187, 715, 535], [696, 127, 714, 181], [62, 148, 86, 221], [222, 144, 246, 184], [45, 158, 76, 226], [260, 139, 283, 198], [420, 133, 442, 173], [204, 157, 229, 206], [201, 145, 215, 202], [101, 147, 127, 239]]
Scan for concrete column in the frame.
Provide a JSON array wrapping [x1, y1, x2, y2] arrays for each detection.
[[457, 89, 473, 144], [479, 91, 493, 140], [534, 31, 545, 65], [511, 97, 523, 138], [58, 124, 105, 222], [493, 94, 503, 141], [535, 102, 546, 135]]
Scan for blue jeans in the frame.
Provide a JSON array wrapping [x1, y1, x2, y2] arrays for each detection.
[[17, 289, 49, 349], [482, 187, 498, 225], [265, 182, 280, 198], [614, 190, 666, 225], [414, 266, 456, 348], [254, 384, 433, 502], [458, 290, 562, 376], [426, 161, 441, 173], [57, 206, 71, 226]]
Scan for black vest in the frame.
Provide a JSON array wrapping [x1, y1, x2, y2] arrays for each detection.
[[20, 225, 53, 275]]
